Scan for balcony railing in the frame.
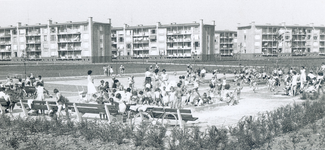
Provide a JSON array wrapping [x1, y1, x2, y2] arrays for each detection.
[[0, 33, 11, 37], [0, 49, 11, 52], [26, 40, 41, 44]]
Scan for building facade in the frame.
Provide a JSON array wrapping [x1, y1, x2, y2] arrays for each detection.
[[111, 19, 215, 61], [237, 22, 325, 59], [214, 30, 237, 56], [0, 17, 112, 63]]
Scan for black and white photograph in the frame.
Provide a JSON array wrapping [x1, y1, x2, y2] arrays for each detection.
[[0, 0, 325, 149]]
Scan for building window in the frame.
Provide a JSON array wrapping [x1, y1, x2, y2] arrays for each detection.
[[84, 25, 88, 31], [44, 35, 47, 41], [119, 37, 124, 42], [150, 39, 156, 42], [127, 44, 131, 49], [50, 28, 56, 33], [151, 29, 156, 34], [244, 35, 246, 40], [50, 35, 56, 41]]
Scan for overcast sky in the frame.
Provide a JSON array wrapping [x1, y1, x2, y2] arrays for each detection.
[[0, 0, 324, 30]]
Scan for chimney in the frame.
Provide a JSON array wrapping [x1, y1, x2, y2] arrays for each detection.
[[124, 24, 128, 29], [66, 21, 72, 23], [282, 22, 286, 26], [48, 19, 52, 25], [88, 17, 93, 23], [237, 23, 241, 27], [17, 22, 21, 27], [25, 24, 28, 26], [37, 23, 41, 25], [193, 21, 196, 23], [212, 20, 215, 26], [9, 25, 12, 27], [310, 23, 314, 27], [55, 22, 58, 24], [157, 22, 161, 27], [251, 21, 255, 27], [200, 19, 203, 25], [108, 18, 111, 24]]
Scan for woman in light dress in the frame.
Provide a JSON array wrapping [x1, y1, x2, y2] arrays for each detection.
[[87, 70, 97, 101], [300, 66, 306, 89]]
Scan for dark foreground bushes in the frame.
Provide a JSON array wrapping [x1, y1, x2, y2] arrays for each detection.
[[1, 99, 325, 149]]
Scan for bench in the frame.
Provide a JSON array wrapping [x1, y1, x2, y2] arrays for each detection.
[[149, 107, 198, 128], [0, 98, 10, 114], [73, 103, 120, 122]]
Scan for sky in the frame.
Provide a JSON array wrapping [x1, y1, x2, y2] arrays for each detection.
[[0, 0, 324, 30]]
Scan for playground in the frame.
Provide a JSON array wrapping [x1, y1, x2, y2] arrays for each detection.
[[6, 70, 304, 129]]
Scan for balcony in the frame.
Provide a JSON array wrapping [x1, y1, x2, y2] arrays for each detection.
[[26, 32, 41, 36], [133, 33, 149, 36], [0, 49, 11, 52], [58, 38, 81, 43], [27, 48, 41, 52], [58, 29, 81, 35], [0, 42, 11, 45], [26, 40, 41, 44], [0, 33, 11, 37], [58, 47, 82, 51]]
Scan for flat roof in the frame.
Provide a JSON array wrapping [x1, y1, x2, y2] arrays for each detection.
[[215, 30, 236, 33], [238, 24, 325, 30]]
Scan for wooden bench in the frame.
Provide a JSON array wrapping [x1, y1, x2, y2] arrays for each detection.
[[149, 107, 198, 128], [73, 103, 120, 122]]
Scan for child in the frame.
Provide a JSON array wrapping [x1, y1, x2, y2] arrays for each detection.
[[234, 83, 243, 100], [143, 88, 152, 105], [130, 91, 139, 104], [128, 76, 135, 89], [220, 84, 235, 106], [154, 88, 163, 106], [54, 89, 69, 118], [161, 86, 169, 106], [169, 86, 177, 108], [138, 91, 145, 104]]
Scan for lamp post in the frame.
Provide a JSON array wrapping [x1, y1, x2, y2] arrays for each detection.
[[238, 43, 243, 70], [22, 49, 28, 80]]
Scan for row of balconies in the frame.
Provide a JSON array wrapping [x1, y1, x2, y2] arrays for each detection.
[[58, 47, 82, 51], [167, 46, 191, 49], [167, 30, 192, 35], [166, 39, 192, 42], [58, 55, 82, 59], [220, 36, 234, 39]]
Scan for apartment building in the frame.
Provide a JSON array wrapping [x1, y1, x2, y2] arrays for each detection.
[[111, 19, 215, 61], [214, 30, 237, 56], [0, 17, 112, 63], [237, 22, 324, 59]]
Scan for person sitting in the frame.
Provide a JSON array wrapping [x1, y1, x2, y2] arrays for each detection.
[[220, 84, 235, 105]]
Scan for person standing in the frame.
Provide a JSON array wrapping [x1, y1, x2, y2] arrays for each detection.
[[109, 66, 114, 77], [300, 66, 306, 89], [145, 68, 152, 87], [87, 70, 97, 101], [103, 65, 108, 77]]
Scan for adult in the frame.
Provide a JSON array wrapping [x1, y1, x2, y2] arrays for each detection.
[[37, 75, 44, 86], [87, 70, 97, 101], [145, 68, 152, 85], [103, 65, 108, 77], [201, 67, 207, 78], [153, 69, 160, 90], [161, 69, 169, 87], [300, 66, 306, 88]]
